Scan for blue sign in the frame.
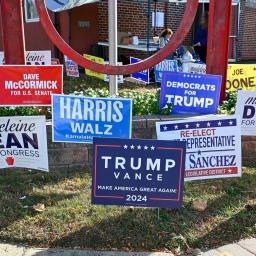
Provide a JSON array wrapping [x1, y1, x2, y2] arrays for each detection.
[[154, 59, 178, 83], [92, 137, 186, 208], [159, 72, 222, 114], [130, 57, 149, 83], [52, 95, 132, 143]]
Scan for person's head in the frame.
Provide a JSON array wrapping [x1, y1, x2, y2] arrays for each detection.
[[160, 28, 173, 39], [201, 11, 209, 30]]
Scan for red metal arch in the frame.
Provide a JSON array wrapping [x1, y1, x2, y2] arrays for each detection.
[[35, 0, 198, 75]]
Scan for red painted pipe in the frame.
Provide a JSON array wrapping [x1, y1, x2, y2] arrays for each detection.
[[0, 0, 25, 64], [207, 0, 232, 103], [35, 0, 198, 75]]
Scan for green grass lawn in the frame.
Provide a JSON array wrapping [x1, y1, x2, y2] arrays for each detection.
[[0, 167, 255, 254], [0, 73, 254, 254]]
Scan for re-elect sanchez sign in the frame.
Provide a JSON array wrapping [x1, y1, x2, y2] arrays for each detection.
[[52, 94, 132, 143], [92, 137, 186, 208], [0, 65, 63, 106], [159, 72, 222, 114], [0, 116, 49, 171], [156, 115, 241, 181]]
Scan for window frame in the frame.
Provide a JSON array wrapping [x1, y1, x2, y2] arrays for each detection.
[[24, 0, 39, 23]]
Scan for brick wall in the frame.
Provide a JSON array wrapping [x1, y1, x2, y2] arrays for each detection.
[[238, 0, 256, 60], [98, 1, 193, 60], [98, 1, 256, 62], [44, 115, 255, 172]]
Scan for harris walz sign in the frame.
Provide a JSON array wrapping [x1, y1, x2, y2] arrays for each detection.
[[92, 137, 186, 208]]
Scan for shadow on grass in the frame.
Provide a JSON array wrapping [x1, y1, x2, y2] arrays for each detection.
[[0, 169, 255, 253], [0, 169, 89, 231]]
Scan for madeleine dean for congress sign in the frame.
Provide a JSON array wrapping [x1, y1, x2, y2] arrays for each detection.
[[0, 116, 49, 171], [52, 94, 132, 143], [92, 137, 186, 208]]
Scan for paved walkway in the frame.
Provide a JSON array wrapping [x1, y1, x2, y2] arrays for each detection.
[[0, 237, 255, 256]]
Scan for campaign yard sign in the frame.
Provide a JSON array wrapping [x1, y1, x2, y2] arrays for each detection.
[[235, 90, 256, 135], [154, 59, 178, 83], [103, 61, 123, 83], [159, 72, 222, 114], [0, 116, 49, 171], [92, 137, 186, 208], [227, 64, 256, 91], [0, 65, 63, 106], [83, 54, 104, 80], [0, 51, 51, 65], [156, 115, 242, 181], [52, 94, 132, 143], [64, 55, 79, 77], [130, 57, 149, 83]]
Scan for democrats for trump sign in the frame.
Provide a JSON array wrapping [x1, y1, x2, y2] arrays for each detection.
[[154, 59, 178, 83], [156, 115, 241, 181], [52, 94, 132, 143], [92, 137, 186, 208], [159, 72, 222, 114]]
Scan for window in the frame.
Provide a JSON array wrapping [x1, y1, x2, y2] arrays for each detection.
[[25, 0, 39, 22]]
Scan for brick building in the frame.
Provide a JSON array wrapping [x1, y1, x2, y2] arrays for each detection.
[[0, 0, 255, 63]]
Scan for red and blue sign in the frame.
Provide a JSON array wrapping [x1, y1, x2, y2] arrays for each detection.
[[92, 137, 186, 208], [159, 72, 222, 114]]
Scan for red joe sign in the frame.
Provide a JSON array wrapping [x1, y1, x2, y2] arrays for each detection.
[[0, 65, 63, 106]]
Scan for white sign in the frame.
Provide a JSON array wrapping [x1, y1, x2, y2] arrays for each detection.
[[64, 55, 79, 77], [152, 12, 164, 27], [188, 63, 206, 74], [0, 116, 49, 171], [0, 51, 51, 65], [235, 90, 256, 135], [104, 61, 123, 83], [156, 115, 242, 181]]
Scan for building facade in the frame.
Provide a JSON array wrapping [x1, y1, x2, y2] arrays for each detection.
[[0, 0, 255, 63]]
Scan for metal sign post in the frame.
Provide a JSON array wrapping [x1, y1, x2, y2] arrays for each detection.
[[108, 0, 118, 95]]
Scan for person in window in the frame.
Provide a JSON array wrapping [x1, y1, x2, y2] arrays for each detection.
[[158, 28, 174, 60], [193, 11, 209, 64]]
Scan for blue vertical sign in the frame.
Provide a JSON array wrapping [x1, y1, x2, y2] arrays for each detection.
[[159, 72, 222, 114], [130, 57, 149, 83], [92, 137, 186, 208], [154, 59, 178, 83]]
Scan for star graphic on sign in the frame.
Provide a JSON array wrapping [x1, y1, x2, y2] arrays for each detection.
[[185, 124, 189, 128], [228, 169, 232, 173], [150, 146, 155, 150], [207, 122, 211, 127], [198, 76, 201, 78], [144, 145, 148, 150], [197, 150, 201, 155], [196, 123, 200, 127], [130, 145, 135, 149], [229, 120, 233, 125], [163, 126, 168, 130], [195, 75, 198, 78], [183, 74, 187, 77], [124, 144, 128, 149], [218, 121, 222, 126], [190, 75, 194, 78], [174, 125, 178, 129], [137, 145, 142, 149]]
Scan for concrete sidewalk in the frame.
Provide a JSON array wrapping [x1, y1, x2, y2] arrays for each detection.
[[0, 237, 255, 256]]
